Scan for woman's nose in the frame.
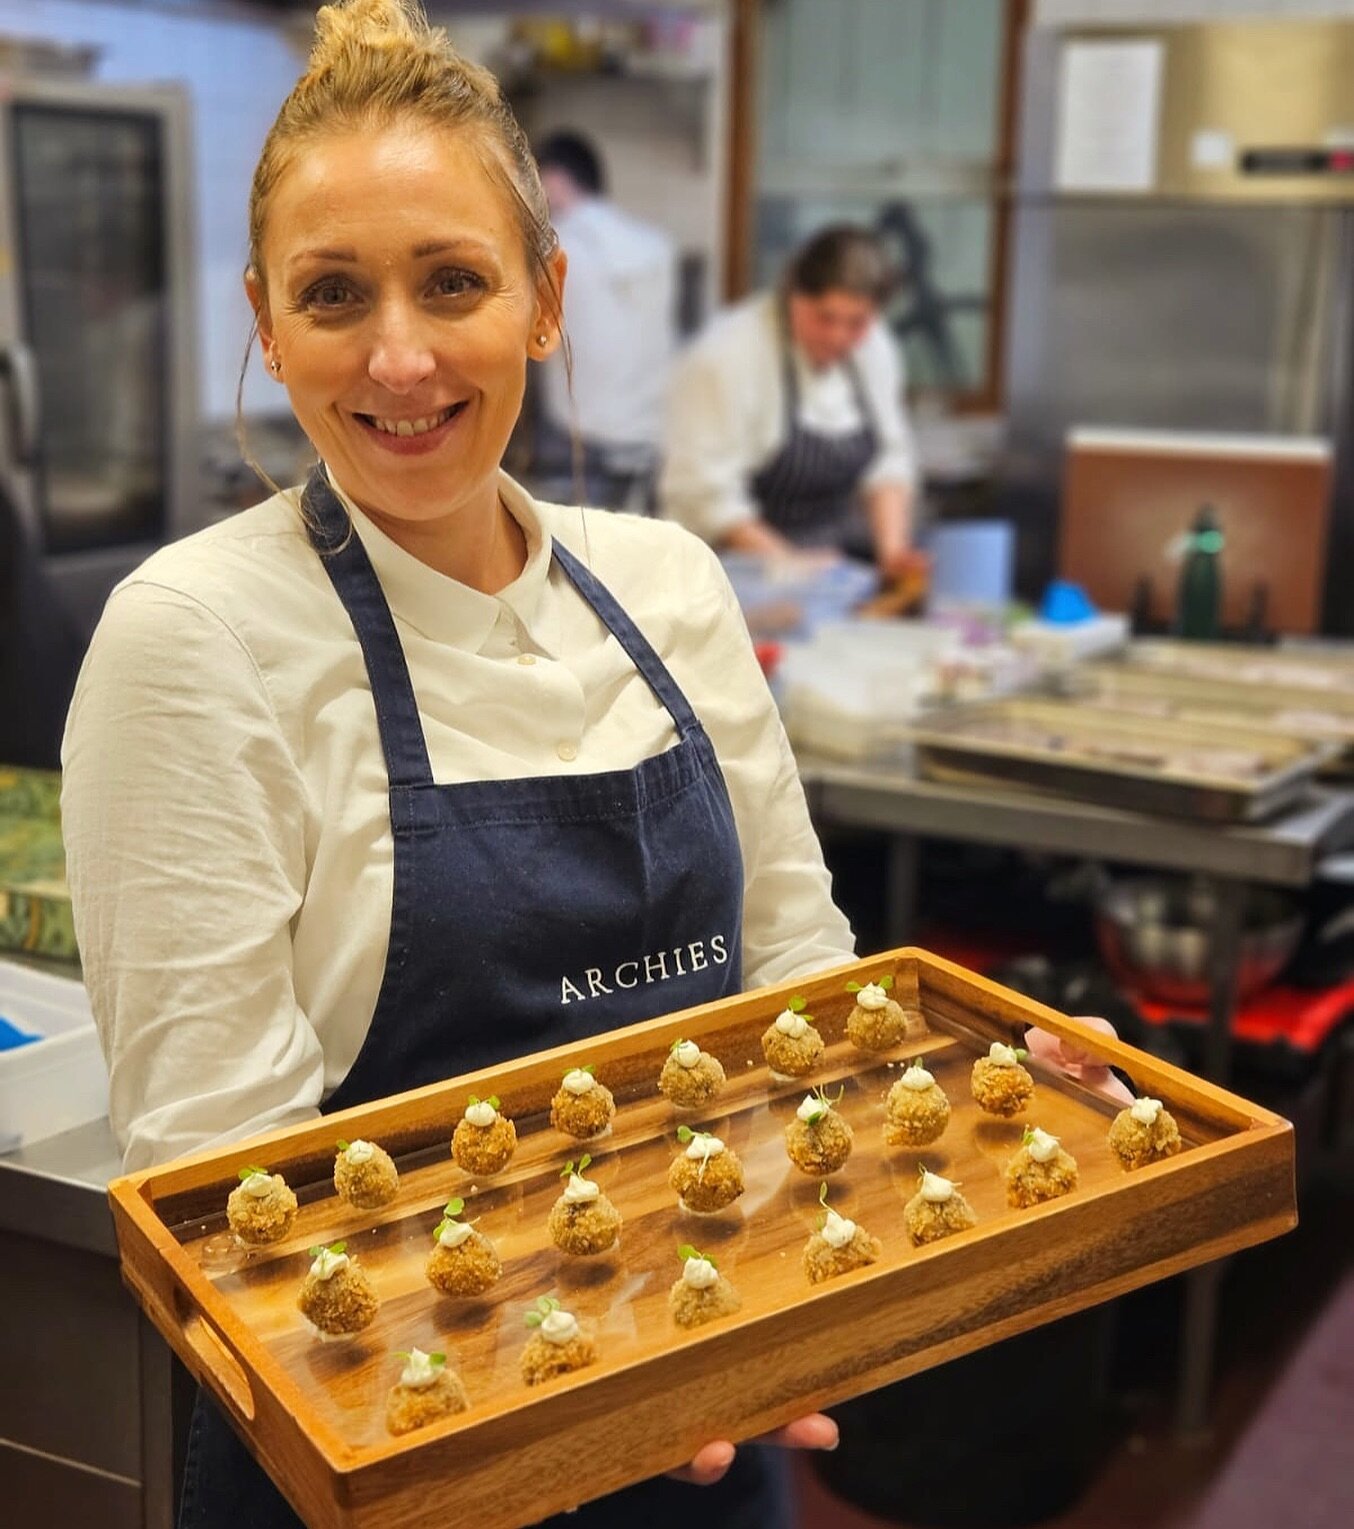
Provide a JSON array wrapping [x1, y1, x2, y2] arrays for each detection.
[[367, 307, 436, 393]]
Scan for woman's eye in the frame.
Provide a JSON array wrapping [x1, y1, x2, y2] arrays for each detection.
[[303, 281, 354, 310], [431, 269, 482, 298]]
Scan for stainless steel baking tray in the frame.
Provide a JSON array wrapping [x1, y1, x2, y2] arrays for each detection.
[[909, 698, 1328, 821]]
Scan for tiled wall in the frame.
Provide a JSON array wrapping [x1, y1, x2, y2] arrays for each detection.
[[1035, 1, 1354, 23], [0, 0, 302, 422]]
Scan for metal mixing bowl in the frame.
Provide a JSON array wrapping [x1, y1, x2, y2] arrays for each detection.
[[1093, 876, 1303, 1008]]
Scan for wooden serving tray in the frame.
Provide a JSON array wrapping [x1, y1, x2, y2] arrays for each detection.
[[108, 950, 1295, 1529]]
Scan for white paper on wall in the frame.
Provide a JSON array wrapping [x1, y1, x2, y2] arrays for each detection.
[[1054, 38, 1164, 193]]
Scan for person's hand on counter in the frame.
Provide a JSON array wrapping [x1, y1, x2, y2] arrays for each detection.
[[1025, 1017, 1135, 1106], [671, 1413, 839, 1485], [877, 545, 930, 584]]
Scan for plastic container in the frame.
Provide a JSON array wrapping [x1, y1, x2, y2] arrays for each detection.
[[0, 961, 107, 1152]]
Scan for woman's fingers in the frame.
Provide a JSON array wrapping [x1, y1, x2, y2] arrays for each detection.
[[667, 1440, 737, 1486], [1026, 1018, 1135, 1104], [666, 1413, 839, 1487]]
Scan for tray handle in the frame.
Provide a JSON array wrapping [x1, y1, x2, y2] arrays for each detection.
[[174, 1291, 256, 1423]]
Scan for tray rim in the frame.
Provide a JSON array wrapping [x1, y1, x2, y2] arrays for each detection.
[[107, 947, 1296, 1498]]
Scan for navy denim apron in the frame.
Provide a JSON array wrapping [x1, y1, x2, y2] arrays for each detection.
[[749, 313, 878, 550], [178, 468, 792, 1528]]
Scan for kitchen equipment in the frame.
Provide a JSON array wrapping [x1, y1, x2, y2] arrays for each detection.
[[1094, 875, 1304, 1010], [108, 947, 1294, 1529], [1002, 18, 1354, 635], [909, 696, 1328, 821]]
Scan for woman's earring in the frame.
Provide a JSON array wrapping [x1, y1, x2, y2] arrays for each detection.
[[270, 355, 281, 375], [536, 333, 549, 348]]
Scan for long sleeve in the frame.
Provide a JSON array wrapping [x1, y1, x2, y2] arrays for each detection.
[[659, 532, 857, 985], [659, 338, 763, 545], [859, 321, 918, 490], [61, 582, 324, 1170]]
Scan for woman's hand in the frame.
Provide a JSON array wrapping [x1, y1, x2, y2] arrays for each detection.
[[1026, 1017, 1134, 1106], [668, 1413, 839, 1486]]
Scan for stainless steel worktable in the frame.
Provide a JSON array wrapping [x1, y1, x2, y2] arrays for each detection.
[[799, 751, 1354, 1435], [0, 1117, 180, 1528]]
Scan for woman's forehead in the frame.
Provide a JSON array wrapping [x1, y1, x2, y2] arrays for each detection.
[[265, 122, 522, 264]]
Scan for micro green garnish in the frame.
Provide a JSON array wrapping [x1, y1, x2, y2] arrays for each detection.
[[394, 1349, 446, 1369], [676, 1125, 713, 1145], [1015, 1047, 1029, 1061], [788, 995, 807, 1012], [678, 1243, 717, 1269], [803, 1083, 843, 1125], [237, 1165, 268, 1181], [525, 1295, 560, 1329], [670, 1037, 692, 1053], [1021, 1127, 1037, 1147], [433, 1196, 468, 1239], [816, 1179, 834, 1231], [846, 974, 894, 993], [336, 1139, 349, 1152], [905, 1056, 928, 1073], [467, 1094, 501, 1111], [560, 1154, 593, 1179], [308, 1240, 347, 1259], [563, 1063, 597, 1081]]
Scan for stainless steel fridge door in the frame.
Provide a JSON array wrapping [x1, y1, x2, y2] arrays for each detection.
[[0, 75, 199, 636]]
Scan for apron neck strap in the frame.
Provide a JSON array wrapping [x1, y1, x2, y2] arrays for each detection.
[[301, 466, 434, 789], [551, 540, 702, 736]]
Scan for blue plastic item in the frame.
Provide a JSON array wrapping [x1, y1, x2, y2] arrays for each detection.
[[0, 1015, 38, 1052], [1040, 580, 1098, 624]]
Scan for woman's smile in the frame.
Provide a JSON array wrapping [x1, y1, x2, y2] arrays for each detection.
[[352, 399, 471, 454]]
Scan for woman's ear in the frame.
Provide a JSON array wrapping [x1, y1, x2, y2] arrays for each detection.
[[530, 247, 568, 360], [244, 268, 274, 354]]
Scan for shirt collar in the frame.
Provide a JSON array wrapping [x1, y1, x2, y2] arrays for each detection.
[[322, 466, 557, 655]]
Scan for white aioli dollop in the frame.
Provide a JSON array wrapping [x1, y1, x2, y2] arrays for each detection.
[[241, 1173, 276, 1200], [343, 1140, 375, 1165], [540, 1310, 580, 1345], [856, 982, 889, 1012], [562, 1070, 596, 1096], [310, 1248, 349, 1281], [820, 1208, 857, 1249], [920, 1170, 955, 1203], [797, 1095, 826, 1122], [682, 1257, 719, 1291], [1026, 1128, 1060, 1164], [686, 1134, 724, 1162], [988, 1042, 1020, 1068], [674, 1041, 702, 1069], [438, 1221, 474, 1249], [399, 1348, 441, 1390], [775, 1009, 809, 1039], [1130, 1097, 1163, 1126], [901, 1065, 935, 1092], [465, 1101, 497, 1128], [563, 1174, 600, 1204]]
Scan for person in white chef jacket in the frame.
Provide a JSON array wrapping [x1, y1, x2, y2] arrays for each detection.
[[661, 224, 923, 577], [532, 130, 676, 511]]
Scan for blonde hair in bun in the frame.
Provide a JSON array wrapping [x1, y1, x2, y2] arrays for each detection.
[[237, 0, 563, 493], [249, 0, 556, 293]]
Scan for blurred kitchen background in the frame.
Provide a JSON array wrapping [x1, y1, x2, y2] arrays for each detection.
[[3, 4, 1354, 1529]]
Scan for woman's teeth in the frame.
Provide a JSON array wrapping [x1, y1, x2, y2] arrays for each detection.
[[367, 405, 457, 436]]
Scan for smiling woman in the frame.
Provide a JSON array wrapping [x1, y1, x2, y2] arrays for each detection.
[[60, 2, 852, 1526]]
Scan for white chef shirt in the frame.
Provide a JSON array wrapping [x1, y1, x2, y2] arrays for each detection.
[[660, 291, 917, 544], [540, 197, 676, 451], [61, 471, 855, 1170]]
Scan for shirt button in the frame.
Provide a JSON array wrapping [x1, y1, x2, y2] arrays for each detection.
[[517, 653, 536, 666], [557, 741, 578, 762]]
